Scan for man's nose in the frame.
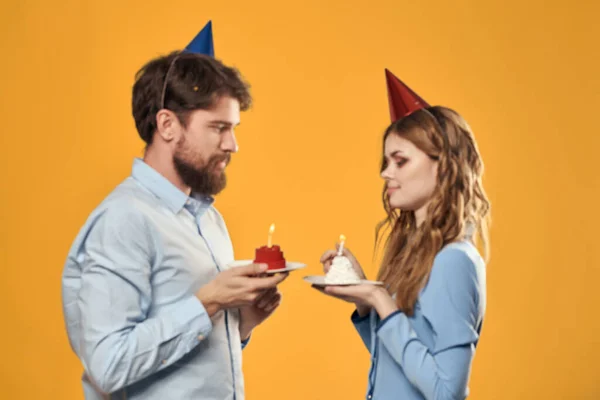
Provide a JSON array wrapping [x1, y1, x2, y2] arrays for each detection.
[[221, 130, 238, 153]]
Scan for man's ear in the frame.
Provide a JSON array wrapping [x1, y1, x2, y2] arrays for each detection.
[[155, 109, 178, 142]]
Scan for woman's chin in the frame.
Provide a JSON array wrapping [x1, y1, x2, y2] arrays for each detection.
[[391, 203, 417, 213]]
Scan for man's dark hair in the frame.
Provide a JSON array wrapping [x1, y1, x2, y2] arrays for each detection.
[[132, 51, 252, 145]]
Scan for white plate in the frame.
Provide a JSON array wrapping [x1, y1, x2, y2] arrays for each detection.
[[228, 260, 306, 274], [303, 275, 384, 286]]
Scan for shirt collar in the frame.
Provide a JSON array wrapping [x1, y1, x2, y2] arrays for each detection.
[[131, 158, 214, 217]]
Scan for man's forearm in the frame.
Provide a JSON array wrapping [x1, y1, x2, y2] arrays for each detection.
[[239, 321, 253, 341]]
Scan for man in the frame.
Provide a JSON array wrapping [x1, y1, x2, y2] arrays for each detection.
[[61, 23, 287, 399]]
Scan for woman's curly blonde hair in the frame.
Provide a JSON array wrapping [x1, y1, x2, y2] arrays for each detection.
[[376, 106, 491, 316]]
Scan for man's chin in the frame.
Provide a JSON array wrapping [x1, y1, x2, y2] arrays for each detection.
[[208, 176, 227, 195], [212, 170, 225, 180]]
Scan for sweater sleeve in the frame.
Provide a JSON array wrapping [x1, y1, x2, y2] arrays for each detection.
[[376, 246, 485, 400], [351, 309, 373, 353]]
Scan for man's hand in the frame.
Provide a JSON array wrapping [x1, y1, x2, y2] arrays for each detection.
[[195, 264, 288, 317], [239, 287, 283, 340]]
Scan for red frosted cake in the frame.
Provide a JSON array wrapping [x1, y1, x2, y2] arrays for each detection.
[[254, 245, 286, 271]]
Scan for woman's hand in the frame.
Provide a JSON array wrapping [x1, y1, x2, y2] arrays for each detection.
[[313, 284, 398, 320], [319, 246, 366, 279], [318, 245, 373, 316]]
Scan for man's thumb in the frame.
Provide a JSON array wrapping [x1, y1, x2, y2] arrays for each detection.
[[237, 263, 268, 275]]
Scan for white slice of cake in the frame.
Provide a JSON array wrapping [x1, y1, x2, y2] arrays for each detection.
[[325, 255, 361, 284]]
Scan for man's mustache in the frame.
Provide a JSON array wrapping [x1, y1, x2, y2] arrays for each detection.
[[210, 153, 231, 166]]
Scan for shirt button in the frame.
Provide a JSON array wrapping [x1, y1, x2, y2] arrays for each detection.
[[162, 359, 167, 365], [367, 396, 372, 399], [198, 334, 205, 340]]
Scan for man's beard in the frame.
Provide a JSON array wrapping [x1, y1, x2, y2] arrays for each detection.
[[173, 140, 230, 196]]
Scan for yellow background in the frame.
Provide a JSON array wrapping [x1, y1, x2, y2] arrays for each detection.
[[1, 0, 599, 398]]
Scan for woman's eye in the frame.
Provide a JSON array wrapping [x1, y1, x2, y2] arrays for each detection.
[[396, 159, 407, 167]]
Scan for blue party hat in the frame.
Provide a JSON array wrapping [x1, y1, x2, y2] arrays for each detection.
[[184, 21, 215, 56]]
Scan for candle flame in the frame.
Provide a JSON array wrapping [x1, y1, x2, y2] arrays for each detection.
[[339, 234, 346, 242], [268, 223, 275, 248]]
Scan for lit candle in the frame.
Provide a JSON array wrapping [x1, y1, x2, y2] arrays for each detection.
[[268, 223, 275, 248], [337, 234, 346, 256]]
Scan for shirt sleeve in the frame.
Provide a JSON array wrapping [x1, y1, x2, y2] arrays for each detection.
[[375, 247, 484, 400], [241, 334, 251, 349], [77, 205, 214, 394], [351, 309, 373, 353]]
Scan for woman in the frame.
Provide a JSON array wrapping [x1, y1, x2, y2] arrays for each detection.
[[316, 99, 491, 400]]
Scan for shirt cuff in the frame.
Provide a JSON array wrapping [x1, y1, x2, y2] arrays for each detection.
[[375, 310, 402, 333], [241, 334, 251, 350], [351, 309, 370, 324], [169, 296, 213, 339]]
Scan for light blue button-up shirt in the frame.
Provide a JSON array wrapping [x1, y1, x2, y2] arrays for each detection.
[[352, 241, 486, 400], [62, 158, 248, 399]]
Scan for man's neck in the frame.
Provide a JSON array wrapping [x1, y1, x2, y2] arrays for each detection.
[[143, 147, 191, 196]]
